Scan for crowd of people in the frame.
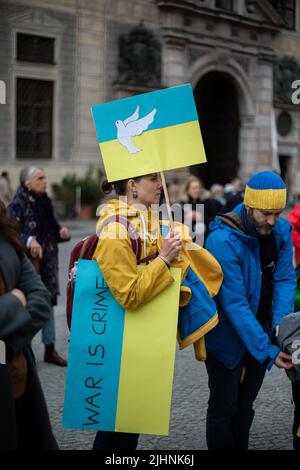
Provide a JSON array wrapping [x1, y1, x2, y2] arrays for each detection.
[[0, 166, 299, 451]]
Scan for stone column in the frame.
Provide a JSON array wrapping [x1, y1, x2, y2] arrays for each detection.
[[253, 60, 274, 171], [162, 40, 186, 86], [239, 115, 257, 181]]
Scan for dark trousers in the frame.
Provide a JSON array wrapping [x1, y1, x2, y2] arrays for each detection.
[[205, 353, 266, 450], [292, 381, 300, 450], [93, 431, 139, 451]]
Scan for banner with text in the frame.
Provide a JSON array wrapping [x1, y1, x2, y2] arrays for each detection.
[[63, 260, 181, 435]]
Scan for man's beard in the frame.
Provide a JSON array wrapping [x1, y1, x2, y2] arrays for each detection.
[[247, 208, 273, 236]]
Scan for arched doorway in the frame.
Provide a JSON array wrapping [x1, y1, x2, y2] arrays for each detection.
[[191, 71, 240, 187]]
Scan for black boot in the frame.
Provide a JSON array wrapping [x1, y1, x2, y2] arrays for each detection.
[[44, 344, 67, 367]]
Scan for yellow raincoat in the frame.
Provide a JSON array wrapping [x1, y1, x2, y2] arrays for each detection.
[[93, 198, 223, 359]]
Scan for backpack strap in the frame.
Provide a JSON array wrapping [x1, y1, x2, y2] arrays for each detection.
[[97, 215, 142, 262], [218, 211, 247, 234], [138, 253, 158, 265], [84, 215, 159, 264], [78, 234, 99, 260]]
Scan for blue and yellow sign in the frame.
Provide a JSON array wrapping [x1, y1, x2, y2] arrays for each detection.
[[63, 260, 181, 435], [91, 84, 206, 182]]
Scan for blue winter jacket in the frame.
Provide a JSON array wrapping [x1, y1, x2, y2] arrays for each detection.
[[205, 203, 296, 370]]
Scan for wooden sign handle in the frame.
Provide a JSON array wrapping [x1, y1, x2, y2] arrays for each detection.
[[160, 171, 174, 231]]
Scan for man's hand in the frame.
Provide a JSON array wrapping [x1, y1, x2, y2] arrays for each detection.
[[29, 238, 43, 258], [275, 351, 293, 369]]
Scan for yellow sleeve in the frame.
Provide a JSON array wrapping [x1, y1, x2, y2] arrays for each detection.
[[93, 222, 174, 310]]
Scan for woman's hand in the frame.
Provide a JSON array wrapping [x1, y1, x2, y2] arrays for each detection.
[[11, 288, 27, 306], [29, 238, 43, 259], [59, 227, 70, 240], [160, 231, 182, 265]]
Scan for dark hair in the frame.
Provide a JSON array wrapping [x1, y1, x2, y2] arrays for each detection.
[[0, 200, 24, 258], [102, 177, 141, 196]]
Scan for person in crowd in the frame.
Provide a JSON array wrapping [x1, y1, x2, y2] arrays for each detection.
[[287, 202, 300, 266], [92, 172, 223, 450], [210, 184, 226, 213], [180, 176, 220, 243], [204, 171, 295, 450], [0, 171, 13, 207], [0, 200, 58, 449], [167, 177, 182, 205], [9, 166, 70, 367], [223, 176, 244, 212]]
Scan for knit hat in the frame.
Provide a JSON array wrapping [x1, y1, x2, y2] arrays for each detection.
[[244, 171, 286, 210]]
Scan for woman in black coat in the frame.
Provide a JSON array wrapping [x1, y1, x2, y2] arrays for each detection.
[[9, 166, 70, 366], [0, 201, 58, 449]]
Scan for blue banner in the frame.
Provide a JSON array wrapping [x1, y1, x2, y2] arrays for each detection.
[[63, 260, 125, 430]]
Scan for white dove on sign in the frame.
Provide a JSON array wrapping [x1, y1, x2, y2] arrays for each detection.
[[115, 105, 157, 154]]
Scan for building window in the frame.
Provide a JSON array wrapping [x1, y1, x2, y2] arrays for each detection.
[[17, 33, 55, 64], [268, 0, 295, 29], [16, 78, 53, 159], [215, 0, 234, 11], [277, 111, 292, 137]]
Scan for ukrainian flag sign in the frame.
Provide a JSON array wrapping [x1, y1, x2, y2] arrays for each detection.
[[91, 84, 206, 182], [63, 260, 181, 435]]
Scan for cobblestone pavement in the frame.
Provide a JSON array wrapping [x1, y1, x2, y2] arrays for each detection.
[[31, 220, 295, 450]]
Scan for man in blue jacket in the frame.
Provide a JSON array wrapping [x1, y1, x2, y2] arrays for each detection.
[[205, 171, 295, 450]]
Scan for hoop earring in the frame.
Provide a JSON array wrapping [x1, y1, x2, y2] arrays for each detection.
[[133, 191, 138, 199]]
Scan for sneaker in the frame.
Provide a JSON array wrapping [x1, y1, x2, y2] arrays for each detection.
[[44, 350, 67, 367]]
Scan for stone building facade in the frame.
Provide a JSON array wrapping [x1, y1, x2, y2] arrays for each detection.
[[0, 0, 300, 194]]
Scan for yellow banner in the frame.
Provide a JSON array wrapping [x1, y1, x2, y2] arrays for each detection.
[[115, 267, 181, 435], [100, 121, 206, 182]]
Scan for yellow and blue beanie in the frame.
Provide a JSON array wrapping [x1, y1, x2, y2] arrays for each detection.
[[244, 171, 286, 210]]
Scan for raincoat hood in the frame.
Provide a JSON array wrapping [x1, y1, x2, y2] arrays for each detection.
[[98, 198, 142, 220]]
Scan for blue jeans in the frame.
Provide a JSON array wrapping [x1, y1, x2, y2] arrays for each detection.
[[41, 306, 56, 345], [205, 353, 266, 449]]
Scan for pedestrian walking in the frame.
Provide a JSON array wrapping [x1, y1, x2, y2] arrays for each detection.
[[0, 200, 58, 449], [9, 166, 70, 366], [204, 171, 295, 449]]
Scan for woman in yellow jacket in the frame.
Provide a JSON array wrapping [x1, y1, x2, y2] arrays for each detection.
[[93, 172, 181, 450], [92, 172, 222, 450]]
